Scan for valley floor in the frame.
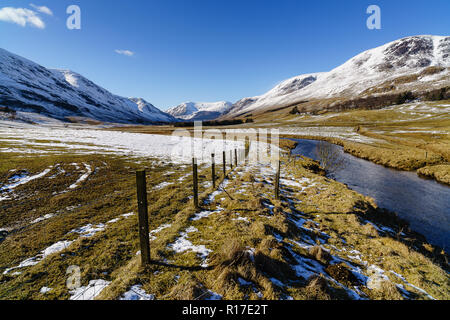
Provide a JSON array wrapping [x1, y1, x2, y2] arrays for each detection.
[[258, 100, 450, 185], [0, 121, 448, 300], [104, 100, 450, 185]]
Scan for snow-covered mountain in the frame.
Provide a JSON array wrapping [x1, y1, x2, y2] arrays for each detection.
[[0, 48, 175, 124], [226, 35, 450, 117], [167, 101, 232, 121]]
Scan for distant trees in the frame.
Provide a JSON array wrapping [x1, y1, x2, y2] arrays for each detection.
[[0, 106, 16, 114], [173, 119, 246, 127], [426, 88, 447, 101], [395, 91, 415, 105], [0, 106, 17, 120], [290, 106, 300, 115]]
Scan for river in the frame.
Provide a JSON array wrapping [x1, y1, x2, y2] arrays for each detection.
[[290, 138, 450, 250]]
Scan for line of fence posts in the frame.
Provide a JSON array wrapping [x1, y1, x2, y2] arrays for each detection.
[[135, 148, 284, 267], [136, 170, 151, 266], [191, 147, 245, 211]]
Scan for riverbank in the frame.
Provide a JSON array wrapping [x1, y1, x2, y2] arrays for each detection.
[[264, 100, 450, 186], [417, 165, 450, 185], [284, 138, 450, 250], [281, 133, 449, 186]]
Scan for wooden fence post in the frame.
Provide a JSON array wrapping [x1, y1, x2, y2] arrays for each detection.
[[136, 170, 151, 266], [230, 150, 233, 170], [245, 144, 249, 165], [223, 151, 226, 176], [211, 153, 216, 188], [274, 160, 281, 200], [192, 158, 199, 209]]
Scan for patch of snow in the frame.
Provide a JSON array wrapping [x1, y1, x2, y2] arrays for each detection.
[[149, 223, 172, 241], [204, 190, 222, 204], [366, 265, 390, 290], [270, 278, 286, 287], [153, 182, 173, 190], [167, 227, 211, 264], [120, 285, 155, 300], [389, 270, 435, 300], [237, 278, 253, 286], [246, 247, 255, 262], [191, 211, 214, 221], [31, 213, 55, 224], [68, 163, 92, 189], [0, 167, 52, 193], [69, 223, 106, 238], [40, 287, 52, 294], [69, 279, 110, 300], [3, 240, 73, 275], [121, 212, 135, 218], [107, 218, 120, 224], [204, 290, 222, 300]]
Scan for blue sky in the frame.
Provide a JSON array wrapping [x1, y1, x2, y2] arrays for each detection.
[[0, 0, 449, 110]]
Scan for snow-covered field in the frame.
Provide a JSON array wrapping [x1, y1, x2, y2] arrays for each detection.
[[225, 127, 382, 144], [0, 121, 247, 164], [278, 127, 382, 143]]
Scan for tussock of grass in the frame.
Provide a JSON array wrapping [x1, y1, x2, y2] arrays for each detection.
[[417, 164, 450, 185], [370, 281, 404, 300], [308, 246, 332, 265]]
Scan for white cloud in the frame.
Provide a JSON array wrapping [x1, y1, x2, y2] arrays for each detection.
[[30, 4, 53, 16], [115, 49, 135, 57], [0, 7, 45, 29]]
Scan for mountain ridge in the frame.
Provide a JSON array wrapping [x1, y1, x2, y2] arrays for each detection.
[[0, 48, 175, 124], [223, 35, 450, 118], [1, 35, 449, 124], [167, 101, 232, 121]]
